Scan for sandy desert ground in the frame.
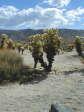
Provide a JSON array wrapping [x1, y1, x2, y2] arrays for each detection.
[[0, 50, 84, 112]]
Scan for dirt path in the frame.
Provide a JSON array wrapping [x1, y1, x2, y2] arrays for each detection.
[[0, 50, 84, 112]]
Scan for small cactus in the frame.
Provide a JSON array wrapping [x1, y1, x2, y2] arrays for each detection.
[[75, 36, 83, 56]]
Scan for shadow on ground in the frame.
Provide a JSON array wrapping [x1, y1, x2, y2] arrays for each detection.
[[20, 64, 84, 84], [19, 66, 49, 85], [64, 68, 84, 76]]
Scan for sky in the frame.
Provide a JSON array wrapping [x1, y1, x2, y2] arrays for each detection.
[[0, 0, 84, 30]]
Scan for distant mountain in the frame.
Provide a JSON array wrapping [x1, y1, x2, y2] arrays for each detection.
[[59, 29, 84, 41], [0, 29, 84, 41], [0, 29, 43, 40]]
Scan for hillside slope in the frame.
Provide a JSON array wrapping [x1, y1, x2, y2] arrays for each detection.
[[0, 29, 84, 40]]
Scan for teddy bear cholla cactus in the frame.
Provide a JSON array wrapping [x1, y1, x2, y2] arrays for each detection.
[[0, 34, 15, 49]]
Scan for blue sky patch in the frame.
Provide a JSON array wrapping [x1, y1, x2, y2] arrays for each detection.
[[0, 0, 84, 29]]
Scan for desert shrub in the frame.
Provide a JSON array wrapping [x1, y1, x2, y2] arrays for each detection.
[[0, 49, 48, 84], [75, 37, 83, 56], [0, 50, 23, 82]]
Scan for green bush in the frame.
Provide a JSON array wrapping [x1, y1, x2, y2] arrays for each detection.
[[0, 50, 23, 82]]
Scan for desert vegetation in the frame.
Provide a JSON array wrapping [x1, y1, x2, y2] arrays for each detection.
[[0, 29, 84, 84], [0, 50, 23, 83], [0, 29, 84, 112]]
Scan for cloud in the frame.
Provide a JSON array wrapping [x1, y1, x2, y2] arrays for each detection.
[[0, 6, 18, 18], [66, 7, 84, 22], [0, 5, 84, 29], [0, 5, 67, 29], [43, 0, 71, 7]]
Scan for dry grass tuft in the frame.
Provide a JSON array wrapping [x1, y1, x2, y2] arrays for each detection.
[[0, 50, 23, 82]]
